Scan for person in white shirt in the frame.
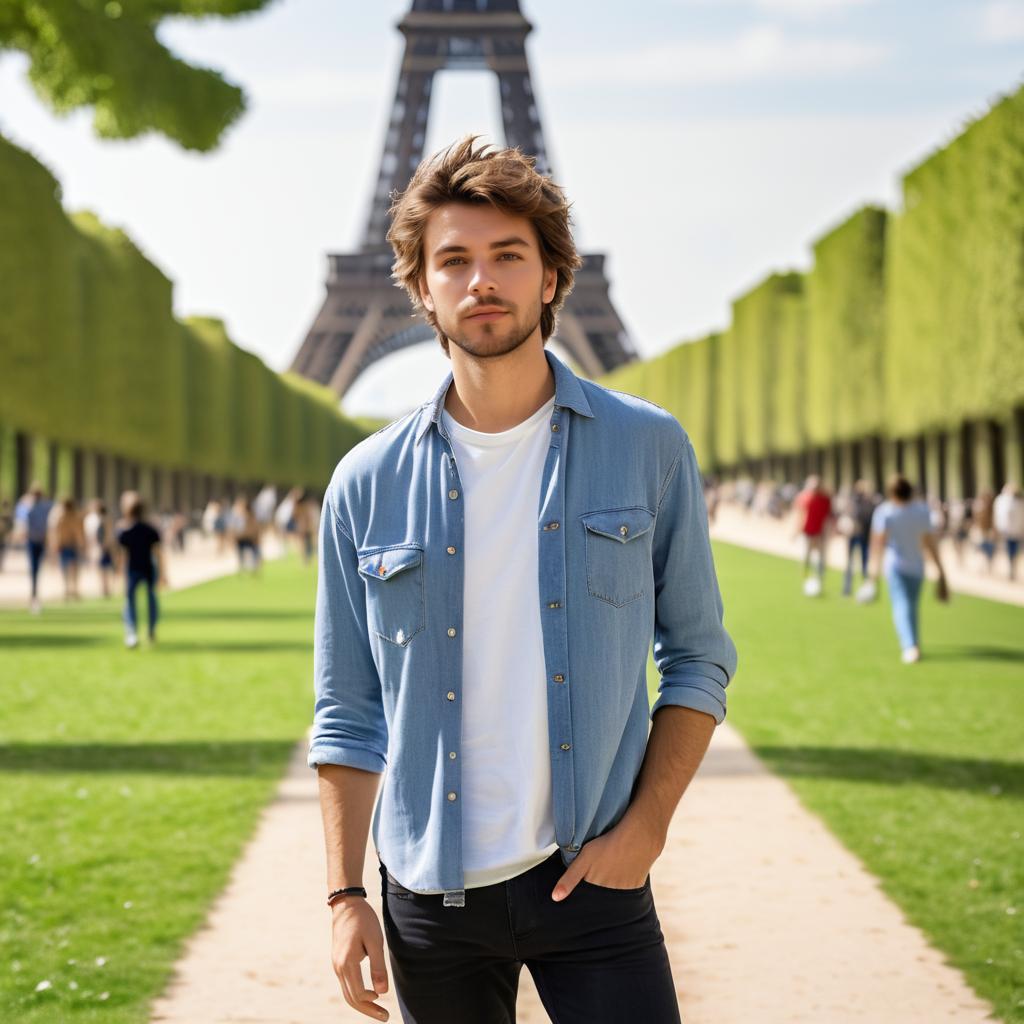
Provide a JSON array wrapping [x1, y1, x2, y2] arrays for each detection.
[[993, 482, 1024, 581]]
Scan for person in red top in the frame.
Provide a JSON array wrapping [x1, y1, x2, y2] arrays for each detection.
[[792, 474, 834, 593]]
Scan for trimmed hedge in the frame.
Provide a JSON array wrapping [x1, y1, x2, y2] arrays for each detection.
[[807, 207, 887, 446], [885, 87, 1024, 435], [0, 133, 367, 490]]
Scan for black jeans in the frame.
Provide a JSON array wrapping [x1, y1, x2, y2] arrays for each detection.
[[378, 848, 682, 1024]]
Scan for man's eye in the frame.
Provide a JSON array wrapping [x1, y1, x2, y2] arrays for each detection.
[[498, 253, 521, 260], [442, 257, 465, 267]]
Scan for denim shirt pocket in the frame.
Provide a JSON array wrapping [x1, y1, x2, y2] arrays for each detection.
[[580, 506, 656, 607], [356, 543, 426, 647]]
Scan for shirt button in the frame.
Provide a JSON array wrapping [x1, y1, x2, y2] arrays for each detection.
[[447, 791, 457, 801], [544, 521, 559, 531], [446, 545, 456, 554], [551, 422, 560, 432], [447, 627, 457, 637], [446, 690, 456, 701], [553, 674, 565, 683], [560, 743, 571, 750], [619, 525, 628, 536], [448, 489, 459, 500], [547, 601, 561, 609], [449, 751, 457, 759]]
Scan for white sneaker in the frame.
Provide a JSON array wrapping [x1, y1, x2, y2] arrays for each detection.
[[29, 598, 41, 615], [901, 645, 920, 664], [125, 631, 139, 649]]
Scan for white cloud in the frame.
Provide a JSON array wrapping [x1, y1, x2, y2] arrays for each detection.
[[544, 26, 889, 88], [979, 1, 1024, 42]]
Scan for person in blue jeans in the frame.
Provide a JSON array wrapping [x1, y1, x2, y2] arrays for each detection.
[[16, 482, 54, 615], [116, 494, 167, 649], [869, 474, 948, 663]]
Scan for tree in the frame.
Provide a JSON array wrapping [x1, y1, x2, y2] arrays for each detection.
[[0, 0, 277, 151]]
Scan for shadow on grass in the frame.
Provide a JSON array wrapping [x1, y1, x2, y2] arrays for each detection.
[[152, 640, 312, 654], [0, 740, 300, 777], [0, 635, 310, 653], [750, 745, 1024, 796], [0, 634, 109, 648], [922, 644, 1024, 663], [38, 608, 314, 623]]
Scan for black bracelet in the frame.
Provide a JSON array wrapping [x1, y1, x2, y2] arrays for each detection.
[[327, 886, 367, 907]]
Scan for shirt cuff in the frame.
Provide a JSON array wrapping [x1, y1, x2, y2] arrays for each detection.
[[650, 679, 727, 725], [307, 743, 386, 773]]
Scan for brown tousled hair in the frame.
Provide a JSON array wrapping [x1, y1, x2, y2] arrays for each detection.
[[386, 135, 583, 355]]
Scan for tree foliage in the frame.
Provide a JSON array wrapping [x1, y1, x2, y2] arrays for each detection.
[[0, 0, 276, 150]]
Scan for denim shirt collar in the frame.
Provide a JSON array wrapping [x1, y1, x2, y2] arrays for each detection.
[[414, 348, 594, 446]]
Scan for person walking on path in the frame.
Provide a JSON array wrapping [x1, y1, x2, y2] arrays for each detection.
[[869, 473, 949, 664], [84, 499, 118, 597], [308, 136, 738, 1024], [971, 487, 997, 574], [0, 497, 12, 572], [291, 489, 318, 566], [116, 494, 166, 649], [16, 482, 54, 614], [51, 496, 86, 601], [993, 482, 1024, 581], [839, 478, 878, 597], [229, 494, 262, 576], [791, 474, 833, 595]]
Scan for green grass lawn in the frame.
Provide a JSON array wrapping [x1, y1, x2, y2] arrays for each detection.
[[0, 556, 317, 1022], [649, 541, 1022, 1023]]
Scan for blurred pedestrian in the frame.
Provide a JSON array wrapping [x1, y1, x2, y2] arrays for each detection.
[[840, 478, 878, 597], [0, 497, 12, 572], [869, 473, 949, 664], [791, 474, 833, 595], [230, 494, 262, 576], [291, 489, 318, 566], [84, 499, 118, 597], [971, 488, 997, 574], [50, 496, 86, 601], [993, 482, 1024, 581], [116, 494, 166, 649], [17, 482, 54, 614], [946, 497, 971, 567]]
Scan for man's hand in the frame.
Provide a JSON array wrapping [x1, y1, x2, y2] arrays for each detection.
[[331, 898, 390, 1020], [550, 817, 663, 901]]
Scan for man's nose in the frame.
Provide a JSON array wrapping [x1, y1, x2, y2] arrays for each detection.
[[468, 262, 498, 293]]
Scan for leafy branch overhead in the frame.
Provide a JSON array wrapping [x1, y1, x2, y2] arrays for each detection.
[[0, 0, 276, 151]]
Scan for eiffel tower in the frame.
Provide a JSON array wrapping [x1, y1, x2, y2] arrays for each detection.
[[289, 0, 637, 398]]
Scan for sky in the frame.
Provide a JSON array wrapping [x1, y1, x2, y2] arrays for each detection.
[[2, 0, 1023, 418]]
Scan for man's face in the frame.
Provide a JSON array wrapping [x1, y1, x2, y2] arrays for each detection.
[[418, 202, 558, 359]]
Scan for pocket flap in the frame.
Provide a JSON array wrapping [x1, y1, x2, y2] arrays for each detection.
[[581, 507, 655, 543], [357, 545, 423, 581]]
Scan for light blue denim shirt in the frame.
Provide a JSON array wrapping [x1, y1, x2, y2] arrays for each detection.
[[308, 348, 738, 906]]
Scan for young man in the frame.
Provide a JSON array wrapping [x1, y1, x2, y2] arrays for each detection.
[[309, 136, 738, 1024]]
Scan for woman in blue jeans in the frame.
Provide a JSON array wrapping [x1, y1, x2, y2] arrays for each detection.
[[869, 474, 949, 663]]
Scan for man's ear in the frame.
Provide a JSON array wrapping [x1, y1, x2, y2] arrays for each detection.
[[542, 266, 557, 305], [418, 275, 435, 313]]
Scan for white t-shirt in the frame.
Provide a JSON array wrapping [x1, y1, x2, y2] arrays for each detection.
[[441, 393, 561, 888]]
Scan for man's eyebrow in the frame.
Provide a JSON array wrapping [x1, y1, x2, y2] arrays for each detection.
[[432, 236, 532, 257]]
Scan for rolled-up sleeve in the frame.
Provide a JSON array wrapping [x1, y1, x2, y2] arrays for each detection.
[[307, 487, 388, 773], [650, 437, 738, 724]]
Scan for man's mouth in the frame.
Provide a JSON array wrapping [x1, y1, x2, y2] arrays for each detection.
[[465, 306, 508, 320]]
